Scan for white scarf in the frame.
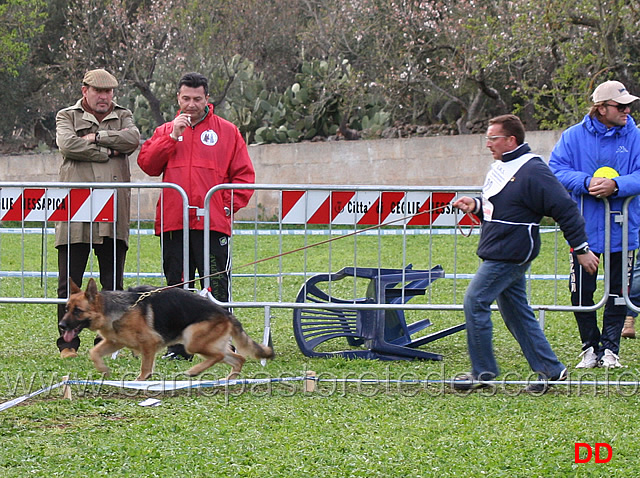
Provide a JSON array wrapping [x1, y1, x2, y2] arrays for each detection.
[[482, 153, 537, 221]]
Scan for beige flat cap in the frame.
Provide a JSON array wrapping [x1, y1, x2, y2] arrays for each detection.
[[82, 69, 118, 89]]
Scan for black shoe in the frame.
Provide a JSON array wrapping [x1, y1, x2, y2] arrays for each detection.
[[161, 351, 193, 361], [162, 344, 193, 361], [523, 368, 567, 394], [161, 348, 194, 361], [451, 373, 493, 391]]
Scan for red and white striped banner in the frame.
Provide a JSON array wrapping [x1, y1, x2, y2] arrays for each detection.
[[281, 190, 477, 226], [0, 188, 115, 222]]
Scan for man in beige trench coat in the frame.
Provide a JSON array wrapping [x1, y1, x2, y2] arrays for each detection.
[[55, 68, 140, 358]]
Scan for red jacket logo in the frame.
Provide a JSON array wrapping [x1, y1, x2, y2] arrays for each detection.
[[201, 130, 218, 146], [574, 443, 612, 463]]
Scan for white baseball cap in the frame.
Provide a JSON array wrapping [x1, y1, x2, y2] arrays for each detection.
[[592, 80, 639, 104]]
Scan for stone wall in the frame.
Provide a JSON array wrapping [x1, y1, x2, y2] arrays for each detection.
[[1, 130, 563, 220]]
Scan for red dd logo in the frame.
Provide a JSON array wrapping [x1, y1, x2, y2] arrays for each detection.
[[574, 443, 612, 463]]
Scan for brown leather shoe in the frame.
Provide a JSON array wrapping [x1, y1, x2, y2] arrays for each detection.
[[60, 348, 78, 359], [622, 316, 636, 339]]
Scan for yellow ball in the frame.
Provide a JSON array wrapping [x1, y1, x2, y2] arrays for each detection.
[[593, 166, 619, 178]]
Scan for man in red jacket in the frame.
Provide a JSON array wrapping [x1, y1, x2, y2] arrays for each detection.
[[138, 72, 255, 359]]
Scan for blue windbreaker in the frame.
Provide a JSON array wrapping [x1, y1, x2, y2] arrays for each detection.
[[549, 114, 640, 253]]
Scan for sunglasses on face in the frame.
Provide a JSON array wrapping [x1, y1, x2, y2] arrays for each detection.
[[603, 103, 631, 112]]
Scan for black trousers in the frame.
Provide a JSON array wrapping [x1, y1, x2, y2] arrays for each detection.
[[161, 230, 230, 300], [56, 238, 128, 351], [162, 230, 230, 357], [570, 250, 633, 357]]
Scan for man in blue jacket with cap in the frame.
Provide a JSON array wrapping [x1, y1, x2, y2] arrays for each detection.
[[550, 80, 640, 369]]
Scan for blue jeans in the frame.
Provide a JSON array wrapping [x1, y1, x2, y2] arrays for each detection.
[[464, 260, 566, 380]]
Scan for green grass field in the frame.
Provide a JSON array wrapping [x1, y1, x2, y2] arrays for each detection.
[[1, 229, 639, 477]]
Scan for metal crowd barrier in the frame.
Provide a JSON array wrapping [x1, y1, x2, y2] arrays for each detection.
[[204, 185, 633, 341], [1, 182, 636, 348], [622, 197, 640, 316], [0, 181, 190, 304]]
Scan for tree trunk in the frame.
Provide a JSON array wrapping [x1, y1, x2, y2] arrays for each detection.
[[135, 81, 165, 128]]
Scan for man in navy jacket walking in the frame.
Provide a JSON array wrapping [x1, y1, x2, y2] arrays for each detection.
[[452, 114, 599, 393]]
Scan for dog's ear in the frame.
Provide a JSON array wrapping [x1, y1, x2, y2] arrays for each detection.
[[85, 278, 99, 302], [69, 278, 82, 294]]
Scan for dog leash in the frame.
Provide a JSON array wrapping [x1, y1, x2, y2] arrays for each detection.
[[130, 205, 479, 306]]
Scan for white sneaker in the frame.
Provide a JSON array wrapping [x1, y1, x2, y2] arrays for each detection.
[[599, 349, 622, 368], [575, 346, 598, 368]]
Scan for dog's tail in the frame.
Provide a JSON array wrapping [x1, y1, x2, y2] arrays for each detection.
[[230, 316, 275, 360]]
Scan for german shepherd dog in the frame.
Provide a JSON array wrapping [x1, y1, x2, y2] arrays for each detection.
[[58, 279, 275, 381]]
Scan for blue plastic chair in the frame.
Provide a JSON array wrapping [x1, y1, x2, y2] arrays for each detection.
[[292, 265, 465, 360]]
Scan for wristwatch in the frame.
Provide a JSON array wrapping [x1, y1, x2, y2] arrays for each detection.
[[574, 245, 590, 255], [95, 132, 100, 144]]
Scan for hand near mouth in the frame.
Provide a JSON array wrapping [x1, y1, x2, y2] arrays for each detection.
[[170, 113, 192, 140]]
